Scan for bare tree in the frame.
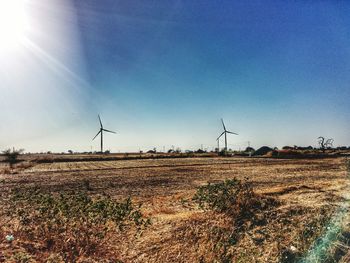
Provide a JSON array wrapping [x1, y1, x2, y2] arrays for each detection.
[[318, 137, 334, 152], [325, 139, 334, 148]]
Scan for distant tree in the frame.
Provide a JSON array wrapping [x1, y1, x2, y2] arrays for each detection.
[[296, 146, 314, 151], [325, 139, 334, 148], [337, 146, 348, 151], [2, 148, 24, 168], [68, 150, 73, 154], [167, 149, 174, 153], [318, 137, 334, 152], [282, 146, 294, 150], [306, 146, 312, 150]]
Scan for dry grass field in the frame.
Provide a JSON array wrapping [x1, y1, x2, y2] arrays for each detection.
[[0, 156, 349, 262]]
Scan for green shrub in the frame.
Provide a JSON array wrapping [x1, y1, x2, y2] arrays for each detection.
[[193, 178, 277, 223], [194, 179, 242, 212]]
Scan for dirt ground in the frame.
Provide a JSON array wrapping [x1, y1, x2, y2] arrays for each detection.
[[0, 156, 349, 262]]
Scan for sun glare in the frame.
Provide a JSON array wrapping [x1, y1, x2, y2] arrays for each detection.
[[0, 0, 27, 51]]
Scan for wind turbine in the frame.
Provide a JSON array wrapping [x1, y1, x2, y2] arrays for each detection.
[[92, 115, 116, 153], [217, 118, 238, 151]]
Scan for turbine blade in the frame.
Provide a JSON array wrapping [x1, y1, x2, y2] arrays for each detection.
[[221, 118, 226, 131], [92, 130, 101, 140], [103, 129, 116, 134], [98, 114, 103, 128], [226, 131, 238, 135], [216, 131, 225, 141]]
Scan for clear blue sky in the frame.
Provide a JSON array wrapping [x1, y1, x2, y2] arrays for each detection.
[[1, 0, 349, 152]]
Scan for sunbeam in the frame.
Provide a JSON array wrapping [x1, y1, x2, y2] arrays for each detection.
[[0, 0, 28, 53], [0, 0, 92, 149]]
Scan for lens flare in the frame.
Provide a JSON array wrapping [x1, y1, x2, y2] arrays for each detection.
[[0, 0, 28, 52], [300, 162, 350, 262], [0, 0, 90, 148]]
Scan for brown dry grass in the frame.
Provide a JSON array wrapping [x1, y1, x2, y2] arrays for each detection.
[[0, 156, 348, 262]]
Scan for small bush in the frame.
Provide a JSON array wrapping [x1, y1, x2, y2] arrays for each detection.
[[194, 179, 243, 212], [192, 179, 279, 261], [193, 178, 277, 224], [2, 148, 24, 168]]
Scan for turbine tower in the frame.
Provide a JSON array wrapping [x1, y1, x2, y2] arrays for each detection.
[[217, 118, 238, 151], [92, 114, 116, 153]]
